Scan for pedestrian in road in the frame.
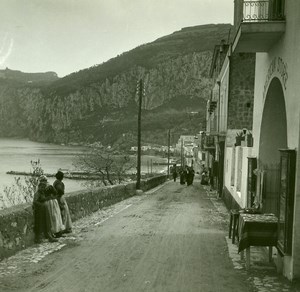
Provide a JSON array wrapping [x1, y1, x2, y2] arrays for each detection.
[[190, 167, 195, 185], [187, 166, 195, 186], [172, 164, 178, 182], [53, 171, 72, 233], [32, 176, 58, 243], [179, 167, 187, 185], [201, 168, 209, 185]]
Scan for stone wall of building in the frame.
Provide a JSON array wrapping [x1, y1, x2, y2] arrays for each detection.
[[228, 52, 255, 130], [0, 175, 167, 260]]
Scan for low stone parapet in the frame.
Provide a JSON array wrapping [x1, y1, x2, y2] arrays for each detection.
[[0, 175, 167, 260]]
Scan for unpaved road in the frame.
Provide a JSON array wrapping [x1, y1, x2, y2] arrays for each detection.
[[0, 180, 253, 292]]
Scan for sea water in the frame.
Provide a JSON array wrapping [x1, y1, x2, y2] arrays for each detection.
[[0, 138, 167, 208]]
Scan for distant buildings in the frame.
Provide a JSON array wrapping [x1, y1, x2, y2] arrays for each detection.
[[130, 145, 175, 154], [175, 135, 197, 167]]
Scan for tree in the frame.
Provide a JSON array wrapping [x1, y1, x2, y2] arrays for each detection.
[[113, 155, 136, 184], [0, 159, 44, 209], [73, 147, 135, 186]]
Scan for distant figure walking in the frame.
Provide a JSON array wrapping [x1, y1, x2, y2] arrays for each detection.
[[201, 168, 209, 185], [172, 164, 178, 182], [186, 166, 195, 186], [53, 171, 72, 233], [179, 167, 187, 185]]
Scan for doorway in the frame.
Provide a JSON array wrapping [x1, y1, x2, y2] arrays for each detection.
[[259, 77, 287, 214]]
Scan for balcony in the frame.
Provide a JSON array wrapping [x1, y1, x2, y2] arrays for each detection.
[[233, 0, 286, 53], [208, 100, 217, 114], [203, 135, 215, 150]]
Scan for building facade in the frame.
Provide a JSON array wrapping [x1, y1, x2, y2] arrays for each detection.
[[232, 0, 300, 280], [176, 135, 196, 167], [205, 38, 255, 199]]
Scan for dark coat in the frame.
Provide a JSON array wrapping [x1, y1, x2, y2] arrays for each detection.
[[32, 182, 52, 240]]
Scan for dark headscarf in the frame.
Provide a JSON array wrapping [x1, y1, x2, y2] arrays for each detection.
[[55, 171, 64, 180]]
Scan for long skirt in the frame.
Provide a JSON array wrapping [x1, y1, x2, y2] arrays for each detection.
[[33, 202, 52, 239], [180, 173, 186, 185], [60, 197, 72, 231], [45, 199, 65, 234]]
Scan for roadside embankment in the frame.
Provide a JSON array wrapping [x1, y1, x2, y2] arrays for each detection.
[[0, 175, 167, 260]]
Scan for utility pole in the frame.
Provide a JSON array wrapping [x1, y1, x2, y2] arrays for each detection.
[[167, 129, 171, 178], [136, 79, 143, 189], [181, 138, 184, 168]]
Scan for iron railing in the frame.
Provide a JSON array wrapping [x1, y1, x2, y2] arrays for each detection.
[[203, 135, 215, 149], [243, 0, 285, 22]]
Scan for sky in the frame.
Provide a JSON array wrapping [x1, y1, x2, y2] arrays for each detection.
[[0, 0, 234, 77]]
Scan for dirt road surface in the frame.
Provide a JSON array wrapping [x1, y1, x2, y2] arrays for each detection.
[[0, 180, 254, 292]]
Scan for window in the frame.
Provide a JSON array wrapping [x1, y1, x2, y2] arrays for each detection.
[[231, 146, 236, 186], [237, 147, 243, 191]]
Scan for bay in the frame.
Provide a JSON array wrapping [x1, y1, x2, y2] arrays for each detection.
[[0, 138, 167, 208], [0, 138, 87, 194]]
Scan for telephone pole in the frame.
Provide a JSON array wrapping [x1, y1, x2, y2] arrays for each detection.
[[181, 138, 184, 168], [167, 129, 171, 178], [136, 79, 143, 189]]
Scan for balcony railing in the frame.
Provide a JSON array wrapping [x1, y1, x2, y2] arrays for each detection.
[[208, 101, 217, 114], [201, 135, 215, 150], [243, 0, 285, 22]]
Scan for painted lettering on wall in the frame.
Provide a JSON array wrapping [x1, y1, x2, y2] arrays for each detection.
[[263, 57, 288, 98]]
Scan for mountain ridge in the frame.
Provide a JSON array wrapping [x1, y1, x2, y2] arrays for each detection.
[[0, 23, 232, 148], [0, 68, 59, 85]]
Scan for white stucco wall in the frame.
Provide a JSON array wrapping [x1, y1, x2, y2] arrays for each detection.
[[250, 1, 300, 281], [252, 2, 300, 155], [224, 146, 252, 208], [219, 57, 230, 134]]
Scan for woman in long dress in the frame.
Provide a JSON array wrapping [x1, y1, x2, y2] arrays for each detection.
[[33, 176, 58, 243], [44, 184, 65, 236], [53, 171, 72, 233]]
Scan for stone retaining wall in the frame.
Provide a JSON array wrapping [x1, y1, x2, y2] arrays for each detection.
[[0, 175, 167, 260]]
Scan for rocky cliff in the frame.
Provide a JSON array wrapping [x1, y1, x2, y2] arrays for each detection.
[[0, 24, 232, 147]]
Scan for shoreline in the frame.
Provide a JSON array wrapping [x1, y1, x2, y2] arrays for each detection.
[[6, 170, 136, 181], [6, 171, 102, 180], [5, 170, 163, 181]]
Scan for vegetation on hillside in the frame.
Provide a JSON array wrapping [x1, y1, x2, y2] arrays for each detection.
[[43, 24, 232, 97], [0, 24, 232, 148], [0, 68, 59, 85]]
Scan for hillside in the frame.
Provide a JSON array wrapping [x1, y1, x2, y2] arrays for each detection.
[[0, 68, 59, 85], [0, 23, 232, 147], [44, 24, 232, 96]]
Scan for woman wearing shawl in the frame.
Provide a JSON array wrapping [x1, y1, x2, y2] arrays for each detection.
[[32, 175, 58, 243], [53, 171, 72, 233]]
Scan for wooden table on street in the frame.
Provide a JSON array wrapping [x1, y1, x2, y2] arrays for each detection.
[[238, 213, 278, 270]]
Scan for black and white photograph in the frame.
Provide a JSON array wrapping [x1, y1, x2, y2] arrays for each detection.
[[0, 0, 299, 291]]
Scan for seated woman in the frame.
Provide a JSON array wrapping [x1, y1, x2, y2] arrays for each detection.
[[53, 171, 72, 233]]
